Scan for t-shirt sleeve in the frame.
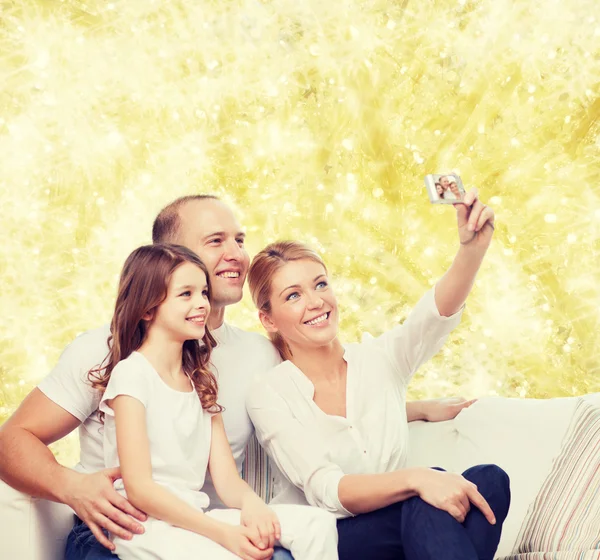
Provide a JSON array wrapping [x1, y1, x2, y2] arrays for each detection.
[[37, 329, 110, 423], [362, 286, 464, 386], [99, 358, 150, 418], [246, 375, 352, 519]]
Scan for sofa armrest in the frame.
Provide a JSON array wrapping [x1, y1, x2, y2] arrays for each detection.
[[0, 479, 74, 560]]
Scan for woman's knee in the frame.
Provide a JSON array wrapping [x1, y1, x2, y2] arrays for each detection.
[[462, 464, 511, 515]]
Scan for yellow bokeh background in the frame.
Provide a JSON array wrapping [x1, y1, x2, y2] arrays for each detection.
[[1, 0, 599, 465]]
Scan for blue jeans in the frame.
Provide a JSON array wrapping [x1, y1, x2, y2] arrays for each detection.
[[64, 516, 114, 560], [337, 464, 511, 560], [64, 516, 294, 559]]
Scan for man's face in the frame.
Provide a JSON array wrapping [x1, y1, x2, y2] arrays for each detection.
[[175, 199, 249, 309], [449, 182, 461, 197]]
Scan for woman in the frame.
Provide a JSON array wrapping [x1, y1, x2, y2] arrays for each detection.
[[435, 181, 445, 199], [246, 189, 510, 560]]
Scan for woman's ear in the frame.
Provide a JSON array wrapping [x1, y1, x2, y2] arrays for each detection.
[[259, 310, 278, 334]]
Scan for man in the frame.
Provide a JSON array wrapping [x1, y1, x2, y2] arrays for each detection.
[[0, 194, 473, 560], [439, 175, 455, 200]]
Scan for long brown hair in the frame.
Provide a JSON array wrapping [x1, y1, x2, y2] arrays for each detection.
[[248, 241, 327, 361], [89, 244, 222, 413]]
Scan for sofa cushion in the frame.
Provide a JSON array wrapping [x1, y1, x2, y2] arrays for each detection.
[[498, 399, 600, 560]]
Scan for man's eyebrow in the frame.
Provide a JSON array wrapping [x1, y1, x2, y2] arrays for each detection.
[[202, 231, 246, 240]]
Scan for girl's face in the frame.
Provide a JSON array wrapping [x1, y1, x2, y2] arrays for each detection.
[[259, 259, 339, 351], [149, 262, 211, 342], [435, 183, 443, 196]]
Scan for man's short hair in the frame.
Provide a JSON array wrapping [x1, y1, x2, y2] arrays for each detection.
[[152, 194, 220, 244]]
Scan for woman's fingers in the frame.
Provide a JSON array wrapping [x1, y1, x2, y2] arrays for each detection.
[[449, 505, 466, 523], [475, 205, 495, 232], [467, 486, 496, 524], [463, 187, 479, 206], [467, 199, 486, 231]]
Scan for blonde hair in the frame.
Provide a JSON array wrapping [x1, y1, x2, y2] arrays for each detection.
[[248, 241, 327, 361]]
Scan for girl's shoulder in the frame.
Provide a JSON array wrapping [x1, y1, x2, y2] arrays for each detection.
[[110, 352, 154, 380]]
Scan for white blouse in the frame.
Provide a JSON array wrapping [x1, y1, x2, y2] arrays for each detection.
[[246, 288, 463, 518]]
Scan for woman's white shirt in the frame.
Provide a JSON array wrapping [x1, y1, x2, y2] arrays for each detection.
[[246, 287, 463, 518]]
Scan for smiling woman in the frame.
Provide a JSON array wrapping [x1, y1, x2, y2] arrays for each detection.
[[246, 196, 512, 560], [248, 242, 329, 362]]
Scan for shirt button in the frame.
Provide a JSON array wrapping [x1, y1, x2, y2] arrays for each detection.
[[363, 450, 367, 454]]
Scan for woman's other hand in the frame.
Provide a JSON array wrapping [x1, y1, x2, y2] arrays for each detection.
[[423, 397, 477, 422], [411, 467, 496, 525]]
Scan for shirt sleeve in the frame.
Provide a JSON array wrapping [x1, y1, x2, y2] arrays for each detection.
[[99, 358, 150, 418], [37, 329, 110, 422], [246, 377, 352, 519], [362, 286, 464, 386]]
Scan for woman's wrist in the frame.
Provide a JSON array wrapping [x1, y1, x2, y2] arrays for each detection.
[[402, 467, 427, 495]]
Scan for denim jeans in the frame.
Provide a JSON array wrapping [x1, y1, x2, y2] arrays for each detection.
[[64, 516, 114, 560], [337, 464, 511, 560], [64, 516, 295, 560]]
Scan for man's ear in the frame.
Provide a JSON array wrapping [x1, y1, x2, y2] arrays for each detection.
[[259, 310, 278, 334]]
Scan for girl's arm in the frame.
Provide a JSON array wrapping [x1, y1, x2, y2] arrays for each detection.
[[434, 187, 495, 317], [208, 414, 281, 551], [110, 396, 230, 543], [112, 397, 274, 559], [207, 413, 257, 508]]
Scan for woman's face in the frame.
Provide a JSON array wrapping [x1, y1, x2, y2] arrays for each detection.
[[261, 259, 339, 350], [449, 181, 460, 197]]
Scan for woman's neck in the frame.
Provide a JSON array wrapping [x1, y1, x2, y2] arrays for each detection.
[[288, 338, 346, 384], [138, 328, 184, 380]]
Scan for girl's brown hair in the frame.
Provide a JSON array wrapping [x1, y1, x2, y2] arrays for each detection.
[[89, 244, 222, 413], [248, 241, 327, 361]]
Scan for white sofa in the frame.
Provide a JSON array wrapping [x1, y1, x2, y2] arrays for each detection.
[[2, 394, 598, 560]]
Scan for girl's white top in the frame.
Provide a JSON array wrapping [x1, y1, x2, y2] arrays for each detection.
[[246, 288, 463, 518], [100, 351, 213, 510]]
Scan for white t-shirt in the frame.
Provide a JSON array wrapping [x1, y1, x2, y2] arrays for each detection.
[[99, 352, 213, 510], [246, 288, 463, 518], [38, 321, 281, 505]]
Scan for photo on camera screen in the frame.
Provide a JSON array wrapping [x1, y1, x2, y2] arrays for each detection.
[[424, 174, 466, 204]]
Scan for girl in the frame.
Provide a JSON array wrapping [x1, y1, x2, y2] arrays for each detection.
[[246, 190, 511, 560], [90, 244, 338, 560]]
